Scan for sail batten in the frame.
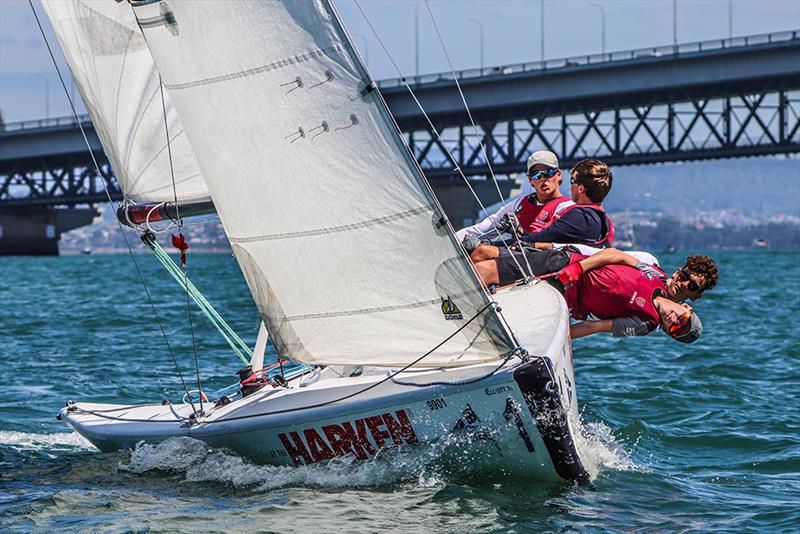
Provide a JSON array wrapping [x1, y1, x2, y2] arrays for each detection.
[[41, 0, 210, 204], [131, 0, 514, 367]]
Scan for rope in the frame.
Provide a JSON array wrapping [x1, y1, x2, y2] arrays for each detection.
[[69, 302, 504, 424], [141, 232, 251, 364], [422, 0, 536, 280], [27, 0, 199, 415], [390, 353, 515, 388], [352, 1, 530, 281], [156, 74, 205, 414]]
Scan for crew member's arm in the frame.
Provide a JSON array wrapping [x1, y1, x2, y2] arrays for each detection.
[[455, 201, 517, 241], [571, 316, 655, 339], [570, 320, 613, 339], [576, 248, 639, 272], [518, 208, 601, 244]]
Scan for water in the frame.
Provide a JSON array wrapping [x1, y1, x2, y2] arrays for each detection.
[[1, 251, 798, 532]]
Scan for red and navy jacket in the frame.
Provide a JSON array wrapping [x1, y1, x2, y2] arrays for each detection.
[[519, 203, 615, 247]]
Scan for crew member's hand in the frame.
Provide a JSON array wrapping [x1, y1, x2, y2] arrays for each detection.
[[557, 262, 584, 285]]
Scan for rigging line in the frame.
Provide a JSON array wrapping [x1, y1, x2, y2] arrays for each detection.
[[391, 353, 513, 388], [397, 83, 528, 279], [422, 0, 536, 280], [157, 75, 205, 414], [352, 1, 528, 284], [143, 234, 251, 363], [27, 0, 198, 415], [71, 301, 504, 424], [342, 2, 498, 300]]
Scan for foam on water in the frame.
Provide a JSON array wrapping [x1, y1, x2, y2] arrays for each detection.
[[115, 409, 639, 491], [572, 416, 644, 479], [119, 436, 447, 491], [0, 431, 93, 451]]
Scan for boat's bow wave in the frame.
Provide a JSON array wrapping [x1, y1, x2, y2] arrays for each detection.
[[114, 412, 640, 489], [120, 435, 453, 490]]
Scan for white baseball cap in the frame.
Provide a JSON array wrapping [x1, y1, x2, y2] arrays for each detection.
[[526, 150, 559, 174]]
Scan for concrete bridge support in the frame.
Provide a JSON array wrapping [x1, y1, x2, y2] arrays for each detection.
[[0, 207, 98, 255]]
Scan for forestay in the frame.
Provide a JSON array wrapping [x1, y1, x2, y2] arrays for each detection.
[[41, 0, 210, 203], [131, 0, 514, 367]]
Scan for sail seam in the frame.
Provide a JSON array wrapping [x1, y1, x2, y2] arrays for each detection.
[[162, 44, 351, 91], [286, 298, 440, 322], [229, 206, 432, 243]]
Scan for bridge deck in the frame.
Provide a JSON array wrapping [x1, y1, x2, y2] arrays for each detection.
[[1, 29, 799, 207]]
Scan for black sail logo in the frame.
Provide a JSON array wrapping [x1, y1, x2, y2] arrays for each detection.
[[441, 295, 463, 320]]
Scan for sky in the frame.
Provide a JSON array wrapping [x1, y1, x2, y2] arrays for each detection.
[[1, 0, 799, 123]]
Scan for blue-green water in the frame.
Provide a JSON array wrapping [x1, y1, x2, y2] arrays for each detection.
[[1, 251, 798, 532]]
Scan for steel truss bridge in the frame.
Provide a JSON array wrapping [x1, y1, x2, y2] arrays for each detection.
[[1, 30, 798, 212], [386, 30, 800, 179]]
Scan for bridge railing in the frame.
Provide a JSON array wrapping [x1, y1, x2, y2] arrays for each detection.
[[3, 29, 796, 131], [378, 29, 799, 88], [2, 114, 92, 133]]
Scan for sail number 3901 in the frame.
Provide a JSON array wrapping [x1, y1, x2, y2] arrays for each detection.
[[426, 398, 447, 411]]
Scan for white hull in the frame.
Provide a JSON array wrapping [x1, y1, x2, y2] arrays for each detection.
[[60, 283, 589, 483]]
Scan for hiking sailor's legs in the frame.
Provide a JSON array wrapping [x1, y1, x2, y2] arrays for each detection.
[[470, 244, 501, 263], [476, 248, 572, 289]]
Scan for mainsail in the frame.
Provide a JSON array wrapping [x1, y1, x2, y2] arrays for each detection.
[[130, 0, 514, 367], [41, 0, 210, 203]]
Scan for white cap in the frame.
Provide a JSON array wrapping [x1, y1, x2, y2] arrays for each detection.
[[526, 150, 559, 174]]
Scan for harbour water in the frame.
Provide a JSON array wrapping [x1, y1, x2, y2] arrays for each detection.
[[1, 251, 798, 532]]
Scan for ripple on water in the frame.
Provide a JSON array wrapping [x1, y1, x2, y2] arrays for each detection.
[[1, 252, 799, 532]]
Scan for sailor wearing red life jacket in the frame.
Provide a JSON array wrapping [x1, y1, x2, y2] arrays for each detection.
[[470, 159, 615, 285], [517, 159, 615, 248], [455, 150, 573, 244], [556, 252, 703, 343]]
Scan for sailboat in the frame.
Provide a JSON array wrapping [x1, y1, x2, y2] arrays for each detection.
[[45, 0, 589, 484]]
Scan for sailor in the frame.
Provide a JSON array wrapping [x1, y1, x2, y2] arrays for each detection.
[[471, 158, 615, 284], [474, 246, 713, 342], [565, 247, 719, 303], [474, 242, 716, 299], [518, 158, 615, 248], [556, 251, 709, 341], [455, 150, 573, 248]]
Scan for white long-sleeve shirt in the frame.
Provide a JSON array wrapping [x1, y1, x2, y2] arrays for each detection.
[[455, 194, 574, 242]]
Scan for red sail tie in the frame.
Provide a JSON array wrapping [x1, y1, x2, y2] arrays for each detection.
[[171, 233, 189, 266]]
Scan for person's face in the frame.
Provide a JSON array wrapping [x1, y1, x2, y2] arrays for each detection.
[[528, 165, 561, 200], [569, 173, 585, 202], [657, 299, 693, 334], [666, 269, 707, 302]]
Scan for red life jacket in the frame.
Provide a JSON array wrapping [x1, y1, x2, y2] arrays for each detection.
[[514, 196, 573, 234], [564, 254, 667, 330], [541, 203, 615, 247]]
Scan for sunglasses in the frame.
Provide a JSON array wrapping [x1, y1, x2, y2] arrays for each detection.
[[669, 309, 693, 336], [528, 168, 559, 181], [677, 269, 702, 293]]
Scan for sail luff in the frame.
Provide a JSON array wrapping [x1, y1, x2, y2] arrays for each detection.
[[129, 0, 513, 367]]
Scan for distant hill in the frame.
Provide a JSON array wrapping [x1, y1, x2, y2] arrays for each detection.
[[601, 156, 800, 216]]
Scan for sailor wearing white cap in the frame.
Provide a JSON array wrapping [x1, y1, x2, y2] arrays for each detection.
[[455, 150, 573, 249]]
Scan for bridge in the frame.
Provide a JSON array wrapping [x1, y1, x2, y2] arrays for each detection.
[[1, 29, 799, 253]]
